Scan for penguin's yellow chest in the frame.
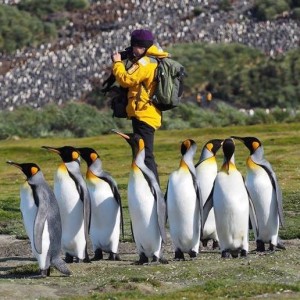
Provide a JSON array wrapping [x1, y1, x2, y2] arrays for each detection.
[[179, 160, 190, 173], [246, 157, 260, 170], [86, 170, 100, 184]]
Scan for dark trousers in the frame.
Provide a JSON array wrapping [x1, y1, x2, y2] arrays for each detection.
[[132, 118, 159, 183]]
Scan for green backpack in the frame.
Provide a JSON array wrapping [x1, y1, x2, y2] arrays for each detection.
[[150, 57, 186, 111]]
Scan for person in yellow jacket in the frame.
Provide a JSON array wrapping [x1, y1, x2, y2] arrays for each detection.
[[111, 29, 169, 182]]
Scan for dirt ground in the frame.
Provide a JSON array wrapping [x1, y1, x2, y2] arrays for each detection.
[[0, 235, 299, 300]]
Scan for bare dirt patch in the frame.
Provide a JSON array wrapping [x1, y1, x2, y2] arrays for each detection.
[[0, 235, 299, 300]]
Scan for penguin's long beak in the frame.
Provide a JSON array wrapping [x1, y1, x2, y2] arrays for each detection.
[[111, 129, 130, 140], [6, 160, 22, 169], [41, 146, 61, 154], [231, 136, 244, 143]]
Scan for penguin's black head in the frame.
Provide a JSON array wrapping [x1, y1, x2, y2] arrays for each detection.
[[180, 139, 196, 156], [222, 138, 235, 162], [206, 139, 223, 155], [112, 129, 143, 158], [77, 147, 99, 166], [231, 136, 261, 154], [42, 146, 80, 163], [6, 161, 40, 179]]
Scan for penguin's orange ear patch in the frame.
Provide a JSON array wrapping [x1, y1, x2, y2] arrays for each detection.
[[206, 142, 213, 151], [252, 141, 260, 150], [138, 139, 145, 150], [72, 151, 79, 160], [183, 139, 191, 149], [90, 153, 98, 161], [31, 166, 39, 175]]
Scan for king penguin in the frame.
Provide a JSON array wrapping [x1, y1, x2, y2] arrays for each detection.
[[195, 139, 223, 249], [41, 146, 91, 263], [6, 161, 71, 277], [76, 147, 124, 261], [204, 138, 252, 258], [231, 136, 285, 252], [166, 139, 203, 260], [112, 130, 167, 265]]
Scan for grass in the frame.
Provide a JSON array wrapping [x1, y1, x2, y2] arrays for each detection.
[[0, 123, 299, 299]]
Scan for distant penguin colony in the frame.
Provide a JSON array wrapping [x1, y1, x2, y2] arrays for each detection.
[[7, 132, 286, 277]]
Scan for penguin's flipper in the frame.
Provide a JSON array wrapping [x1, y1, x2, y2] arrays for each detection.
[[137, 162, 167, 243], [195, 181, 204, 233], [155, 189, 167, 243], [130, 221, 135, 242], [259, 163, 285, 228], [203, 186, 214, 227], [33, 186, 49, 254], [100, 173, 125, 239], [248, 192, 259, 238]]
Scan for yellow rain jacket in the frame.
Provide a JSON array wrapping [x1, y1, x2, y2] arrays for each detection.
[[113, 45, 169, 129]]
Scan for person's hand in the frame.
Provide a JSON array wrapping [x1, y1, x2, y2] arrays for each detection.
[[112, 52, 121, 62]]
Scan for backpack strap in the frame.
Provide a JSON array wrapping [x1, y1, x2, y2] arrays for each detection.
[[135, 56, 159, 108]]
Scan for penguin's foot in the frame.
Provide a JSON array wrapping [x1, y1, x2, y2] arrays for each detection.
[[212, 240, 220, 250], [256, 240, 265, 252], [151, 255, 159, 264], [201, 239, 208, 247], [65, 253, 74, 263], [134, 253, 149, 265], [92, 249, 103, 261], [174, 249, 185, 261], [188, 250, 197, 259], [108, 252, 121, 261], [231, 250, 239, 258], [40, 268, 50, 277], [76, 257, 91, 263], [240, 249, 248, 257], [221, 250, 231, 258], [269, 243, 275, 252], [159, 257, 169, 264]]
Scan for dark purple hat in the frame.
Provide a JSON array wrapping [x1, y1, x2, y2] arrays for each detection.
[[131, 29, 154, 49]]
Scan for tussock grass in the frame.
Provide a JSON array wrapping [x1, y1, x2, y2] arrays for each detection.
[[0, 123, 299, 299]]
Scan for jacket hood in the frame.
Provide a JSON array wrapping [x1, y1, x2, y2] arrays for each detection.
[[146, 44, 169, 59]]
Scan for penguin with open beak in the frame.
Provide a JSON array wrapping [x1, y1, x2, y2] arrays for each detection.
[[112, 129, 167, 264]]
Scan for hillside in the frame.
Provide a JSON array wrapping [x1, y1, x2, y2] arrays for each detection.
[[0, 0, 300, 110]]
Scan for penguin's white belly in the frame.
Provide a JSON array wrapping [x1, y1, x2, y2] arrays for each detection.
[[20, 184, 50, 269], [196, 162, 217, 202], [214, 171, 249, 251], [167, 170, 200, 253], [246, 169, 279, 243], [54, 171, 86, 258], [196, 163, 218, 240], [87, 178, 120, 253], [128, 170, 161, 258]]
